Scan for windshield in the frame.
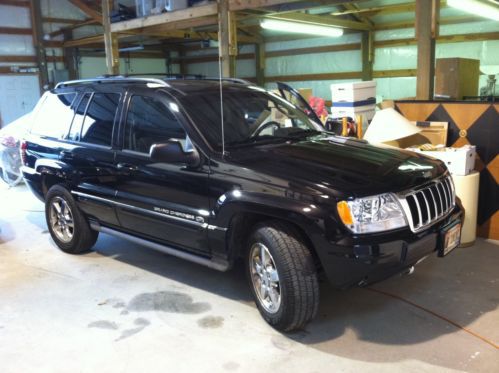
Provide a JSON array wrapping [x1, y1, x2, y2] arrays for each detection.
[[179, 86, 324, 150]]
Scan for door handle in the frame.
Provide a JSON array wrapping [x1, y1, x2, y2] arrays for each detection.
[[117, 162, 139, 172]]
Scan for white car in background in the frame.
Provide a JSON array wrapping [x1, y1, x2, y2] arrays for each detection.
[[0, 112, 31, 187]]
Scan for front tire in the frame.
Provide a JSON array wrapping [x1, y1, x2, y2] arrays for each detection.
[[246, 221, 319, 331], [45, 185, 98, 254]]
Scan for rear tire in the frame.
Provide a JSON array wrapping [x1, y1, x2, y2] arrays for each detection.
[[246, 221, 319, 332], [45, 185, 98, 254]]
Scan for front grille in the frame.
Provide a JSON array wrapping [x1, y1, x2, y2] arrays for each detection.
[[398, 176, 455, 232]]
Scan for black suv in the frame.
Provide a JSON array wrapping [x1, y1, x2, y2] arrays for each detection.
[[22, 77, 462, 331]]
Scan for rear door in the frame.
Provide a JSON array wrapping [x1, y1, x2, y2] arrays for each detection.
[[67, 89, 123, 227], [113, 89, 211, 254]]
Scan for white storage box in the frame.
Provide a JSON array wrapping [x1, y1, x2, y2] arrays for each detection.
[[331, 81, 377, 103], [166, 0, 188, 11], [331, 104, 376, 121], [409, 145, 476, 176]]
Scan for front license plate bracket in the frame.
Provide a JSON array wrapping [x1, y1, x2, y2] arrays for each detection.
[[438, 220, 461, 257]]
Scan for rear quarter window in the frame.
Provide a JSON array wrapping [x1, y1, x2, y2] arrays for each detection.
[[31, 92, 76, 139]]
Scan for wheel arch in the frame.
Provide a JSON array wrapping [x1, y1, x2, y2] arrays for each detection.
[[221, 202, 325, 271]]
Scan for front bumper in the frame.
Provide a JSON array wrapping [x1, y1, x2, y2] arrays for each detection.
[[318, 204, 463, 289]]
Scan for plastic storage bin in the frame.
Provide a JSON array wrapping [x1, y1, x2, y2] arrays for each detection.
[[330, 105, 376, 121]]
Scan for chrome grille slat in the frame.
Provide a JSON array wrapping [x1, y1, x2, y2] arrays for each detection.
[[398, 176, 455, 233], [428, 187, 439, 217], [420, 191, 431, 223], [434, 184, 444, 216], [442, 180, 452, 212]]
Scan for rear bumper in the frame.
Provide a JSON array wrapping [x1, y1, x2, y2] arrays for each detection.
[[21, 166, 45, 202], [318, 204, 463, 288]]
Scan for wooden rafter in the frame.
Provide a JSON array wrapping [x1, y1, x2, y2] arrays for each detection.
[[49, 18, 99, 38], [0, 26, 32, 35], [42, 17, 87, 24], [67, 0, 102, 23], [0, 0, 29, 7], [341, 3, 374, 28], [331, 1, 448, 17]]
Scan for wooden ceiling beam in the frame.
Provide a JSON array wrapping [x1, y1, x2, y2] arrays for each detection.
[[331, 1, 448, 17], [67, 0, 102, 23], [228, 0, 303, 11], [0, 0, 30, 7], [42, 17, 86, 24], [48, 18, 99, 38], [0, 26, 32, 35], [341, 3, 374, 28], [375, 15, 484, 31]]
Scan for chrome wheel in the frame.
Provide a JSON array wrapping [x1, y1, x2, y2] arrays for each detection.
[[250, 242, 281, 314], [49, 196, 74, 243]]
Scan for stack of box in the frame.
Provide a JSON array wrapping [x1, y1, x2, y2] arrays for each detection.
[[330, 81, 377, 121]]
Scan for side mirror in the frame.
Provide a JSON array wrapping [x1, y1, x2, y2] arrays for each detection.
[[149, 140, 200, 167]]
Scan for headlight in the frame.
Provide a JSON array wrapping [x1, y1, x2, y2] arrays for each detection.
[[337, 193, 407, 233]]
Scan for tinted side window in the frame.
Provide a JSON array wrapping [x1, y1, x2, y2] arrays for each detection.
[[124, 95, 185, 154], [80, 93, 120, 146], [31, 93, 76, 138], [67, 93, 91, 141]]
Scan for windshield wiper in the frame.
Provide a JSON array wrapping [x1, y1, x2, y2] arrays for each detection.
[[277, 129, 323, 139], [225, 136, 288, 149]]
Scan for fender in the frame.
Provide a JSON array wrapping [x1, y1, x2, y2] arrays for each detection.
[[34, 158, 80, 193], [208, 189, 343, 266]]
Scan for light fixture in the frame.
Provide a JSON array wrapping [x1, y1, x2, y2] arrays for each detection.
[[118, 45, 145, 52], [448, 0, 499, 21], [260, 19, 343, 37]]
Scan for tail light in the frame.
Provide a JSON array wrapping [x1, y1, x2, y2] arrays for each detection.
[[20, 140, 28, 165]]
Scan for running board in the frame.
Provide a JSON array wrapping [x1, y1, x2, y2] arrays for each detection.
[[89, 222, 230, 272]]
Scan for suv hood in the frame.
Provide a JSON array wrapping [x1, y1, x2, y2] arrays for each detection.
[[227, 135, 447, 198]]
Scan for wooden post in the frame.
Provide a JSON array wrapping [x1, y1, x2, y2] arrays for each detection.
[[218, 0, 237, 78], [102, 0, 119, 75], [63, 29, 78, 80], [361, 31, 374, 81], [177, 45, 188, 75], [415, 0, 438, 100], [255, 42, 265, 86], [30, 0, 50, 91], [228, 10, 237, 77]]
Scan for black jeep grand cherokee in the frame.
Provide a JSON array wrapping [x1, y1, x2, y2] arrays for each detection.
[[22, 77, 462, 331]]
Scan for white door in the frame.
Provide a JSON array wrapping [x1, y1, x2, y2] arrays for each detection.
[[0, 75, 40, 127]]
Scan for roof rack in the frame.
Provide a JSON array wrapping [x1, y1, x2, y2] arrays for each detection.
[[54, 74, 252, 89], [54, 76, 170, 89]]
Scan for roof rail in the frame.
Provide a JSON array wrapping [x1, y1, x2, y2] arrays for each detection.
[[203, 77, 252, 85], [122, 73, 251, 84], [54, 76, 170, 89]]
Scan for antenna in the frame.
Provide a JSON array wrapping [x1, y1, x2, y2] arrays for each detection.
[[218, 54, 226, 156]]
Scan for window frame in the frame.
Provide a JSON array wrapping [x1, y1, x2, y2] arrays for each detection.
[[64, 90, 122, 150], [120, 91, 188, 157]]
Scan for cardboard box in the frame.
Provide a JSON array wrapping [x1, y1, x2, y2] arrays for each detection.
[[385, 121, 448, 148], [409, 145, 476, 176], [298, 88, 313, 102]]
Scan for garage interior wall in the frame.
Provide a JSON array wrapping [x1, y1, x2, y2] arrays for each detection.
[[184, 19, 499, 100]]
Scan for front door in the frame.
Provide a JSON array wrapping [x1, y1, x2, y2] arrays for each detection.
[[113, 90, 211, 254]]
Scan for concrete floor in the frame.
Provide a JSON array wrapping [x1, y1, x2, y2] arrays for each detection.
[[0, 183, 498, 373]]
